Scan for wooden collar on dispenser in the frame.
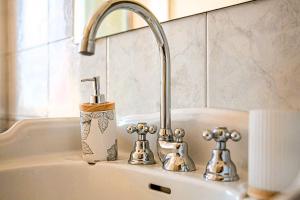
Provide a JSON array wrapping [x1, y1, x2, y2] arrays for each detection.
[[80, 102, 115, 112]]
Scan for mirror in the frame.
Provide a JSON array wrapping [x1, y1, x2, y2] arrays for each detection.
[[74, 0, 252, 43]]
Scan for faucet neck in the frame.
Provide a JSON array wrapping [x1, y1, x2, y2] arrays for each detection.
[[79, 0, 172, 138]]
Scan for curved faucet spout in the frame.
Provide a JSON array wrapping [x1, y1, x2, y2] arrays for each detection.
[[79, 0, 195, 171], [79, 0, 172, 142]]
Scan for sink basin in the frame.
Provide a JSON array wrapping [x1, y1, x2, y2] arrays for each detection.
[[0, 108, 248, 200], [0, 158, 245, 200]]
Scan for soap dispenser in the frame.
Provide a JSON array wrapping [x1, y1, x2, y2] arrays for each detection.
[[80, 76, 117, 164]]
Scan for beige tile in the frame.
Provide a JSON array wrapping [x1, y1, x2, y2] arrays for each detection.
[[108, 27, 159, 117], [108, 14, 206, 117], [79, 38, 107, 104], [207, 0, 300, 110], [8, 45, 49, 119], [49, 0, 73, 42], [164, 15, 207, 110], [7, 0, 48, 52], [48, 39, 80, 117]]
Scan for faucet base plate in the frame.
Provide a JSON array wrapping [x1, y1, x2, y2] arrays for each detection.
[[128, 140, 156, 165], [162, 152, 196, 172], [128, 160, 156, 165], [204, 173, 239, 182], [203, 149, 239, 182]]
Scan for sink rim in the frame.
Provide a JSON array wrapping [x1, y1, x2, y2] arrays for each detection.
[[0, 151, 247, 199], [0, 108, 248, 199]]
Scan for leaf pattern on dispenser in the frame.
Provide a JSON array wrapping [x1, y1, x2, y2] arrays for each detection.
[[92, 110, 115, 134], [80, 113, 92, 140], [82, 141, 94, 154], [106, 110, 114, 120], [98, 112, 109, 134], [107, 139, 118, 161], [91, 112, 103, 118]]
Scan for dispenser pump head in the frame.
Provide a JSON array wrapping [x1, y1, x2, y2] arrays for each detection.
[[81, 76, 105, 104]]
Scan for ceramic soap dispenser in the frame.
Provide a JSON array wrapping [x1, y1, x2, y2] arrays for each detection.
[[80, 76, 117, 164]]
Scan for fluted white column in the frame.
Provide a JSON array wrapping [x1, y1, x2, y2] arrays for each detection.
[[249, 110, 300, 192]]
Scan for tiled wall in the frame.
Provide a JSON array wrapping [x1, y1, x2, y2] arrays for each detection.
[[107, 14, 206, 116], [1, 0, 300, 131], [4, 0, 78, 125], [207, 0, 300, 111]]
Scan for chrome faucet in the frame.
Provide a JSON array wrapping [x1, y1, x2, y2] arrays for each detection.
[[79, 0, 195, 172], [202, 127, 241, 181]]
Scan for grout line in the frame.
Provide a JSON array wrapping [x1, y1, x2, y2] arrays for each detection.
[[47, 44, 50, 117], [2, 114, 47, 121], [47, 0, 50, 118], [3, 51, 9, 119], [48, 37, 74, 45], [6, 37, 73, 55], [6, 52, 11, 121], [90, 0, 253, 43], [205, 12, 209, 108], [106, 37, 109, 99], [8, 43, 50, 54]]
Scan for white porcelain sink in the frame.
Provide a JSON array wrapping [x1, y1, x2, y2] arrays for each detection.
[[0, 158, 245, 200], [0, 108, 248, 200]]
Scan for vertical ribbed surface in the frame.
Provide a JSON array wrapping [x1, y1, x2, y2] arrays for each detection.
[[249, 110, 300, 191]]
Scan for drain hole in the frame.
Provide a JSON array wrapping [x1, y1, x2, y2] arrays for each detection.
[[149, 183, 171, 194]]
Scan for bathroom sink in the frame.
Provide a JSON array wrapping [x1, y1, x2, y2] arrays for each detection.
[[0, 158, 245, 200], [0, 108, 248, 200]]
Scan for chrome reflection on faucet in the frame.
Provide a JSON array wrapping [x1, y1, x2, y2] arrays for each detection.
[[79, 0, 195, 172], [202, 127, 241, 182], [127, 122, 156, 165]]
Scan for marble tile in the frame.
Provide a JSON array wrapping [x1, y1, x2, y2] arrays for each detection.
[[207, 0, 300, 111], [108, 27, 159, 117], [79, 38, 107, 104], [108, 14, 206, 117], [7, 0, 48, 52], [164, 15, 207, 110], [49, 0, 73, 42], [48, 39, 80, 117], [8, 45, 49, 119]]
